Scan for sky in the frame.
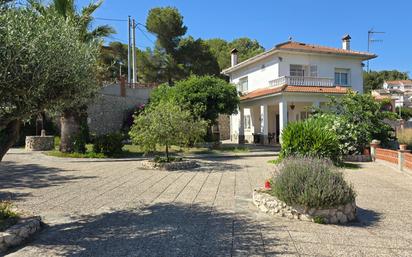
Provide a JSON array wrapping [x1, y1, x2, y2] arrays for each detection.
[[78, 0, 412, 73]]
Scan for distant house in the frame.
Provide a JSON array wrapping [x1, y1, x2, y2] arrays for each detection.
[[382, 80, 412, 108], [221, 35, 377, 144]]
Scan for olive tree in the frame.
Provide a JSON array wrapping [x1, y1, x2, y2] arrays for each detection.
[[0, 6, 99, 161], [129, 101, 207, 161]]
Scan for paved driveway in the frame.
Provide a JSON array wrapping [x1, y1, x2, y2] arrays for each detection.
[[1, 150, 412, 256]]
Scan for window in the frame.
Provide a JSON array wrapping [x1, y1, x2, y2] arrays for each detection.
[[244, 115, 251, 130], [310, 65, 318, 77], [290, 65, 305, 77], [237, 77, 248, 92], [334, 69, 350, 85]]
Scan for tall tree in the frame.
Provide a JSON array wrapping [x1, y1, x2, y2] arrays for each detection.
[[363, 70, 409, 92], [205, 37, 265, 70], [32, 0, 115, 152], [0, 5, 99, 161]]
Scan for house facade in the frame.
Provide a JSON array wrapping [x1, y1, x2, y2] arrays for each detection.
[[222, 35, 376, 144], [382, 80, 412, 108]]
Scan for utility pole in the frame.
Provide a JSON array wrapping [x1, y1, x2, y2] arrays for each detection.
[[367, 29, 384, 72], [132, 18, 137, 83], [127, 16, 131, 83]]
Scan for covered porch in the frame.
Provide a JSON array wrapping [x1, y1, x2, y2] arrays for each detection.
[[231, 93, 334, 145]]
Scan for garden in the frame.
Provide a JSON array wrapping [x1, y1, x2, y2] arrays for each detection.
[[258, 91, 401, 224]]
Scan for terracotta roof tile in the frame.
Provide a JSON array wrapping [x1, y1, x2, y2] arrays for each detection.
[[276, 41, 375, 57], [240, 85, 347, 100], [385, 80, 412, 85]]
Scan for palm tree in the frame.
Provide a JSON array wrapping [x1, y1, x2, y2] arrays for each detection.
[[31, 0, 115, 152]]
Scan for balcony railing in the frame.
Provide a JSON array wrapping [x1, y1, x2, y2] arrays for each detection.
[[269, 76, 335, 87]]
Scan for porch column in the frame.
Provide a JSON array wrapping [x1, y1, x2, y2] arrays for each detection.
[[313, 101, 320, 110], [260, 105, 268, 144], [279, 99, 287, 143], [238, 107, 245, 144]]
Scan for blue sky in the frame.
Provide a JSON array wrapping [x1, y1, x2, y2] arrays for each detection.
[[78, 0, 412, 73]]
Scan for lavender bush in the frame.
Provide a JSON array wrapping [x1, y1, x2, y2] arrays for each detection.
[[270, 156, 356, 208]]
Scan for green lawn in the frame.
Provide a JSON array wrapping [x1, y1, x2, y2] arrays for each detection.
[[45, 143, 251, 159]]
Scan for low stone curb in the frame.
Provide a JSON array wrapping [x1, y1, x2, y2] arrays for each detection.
[[0, 216, 42, 253], [344, 155, 372, 162], [25, 136, 54, 151], [253, 189, 356, 224], [141, 160, 198, 171]]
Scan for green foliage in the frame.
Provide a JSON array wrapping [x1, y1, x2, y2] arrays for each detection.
[[313, 216, 326, 224], [316, 91, 395, 150], [150, 76, 239, 124], [363, 70, 409, 93], [72, 133, 87, 154], [92, 133, 125, 156], [396, 107, 412, 121], [205, 37, 265, 70], [270, 157, 356, 208], [0, 201, 19, 231], [154, 156, 182, 163], [312, 114, 369, 155], [0, 6, 100, 129], [129, 101, 207, 161], [396, 128, 412, 145], [280, 119, 341, 163]]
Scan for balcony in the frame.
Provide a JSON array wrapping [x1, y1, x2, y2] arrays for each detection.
[[269, 76, 335, 87]]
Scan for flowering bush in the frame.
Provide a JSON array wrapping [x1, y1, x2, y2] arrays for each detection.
[[270, 157, 356, 208]]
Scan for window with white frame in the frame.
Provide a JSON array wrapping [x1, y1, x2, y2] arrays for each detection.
[[237, 77, 248, 92], [310, 65, 318, 77], [334, 68, 350, 85], [290, 64, 305, 77], [244, 115, 251, 130]]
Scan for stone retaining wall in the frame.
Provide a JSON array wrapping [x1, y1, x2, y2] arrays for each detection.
[[141, 160, 198, 171], [25, 136, 54, 151], [0, 217, 42, 253], [253, 189, 356, 224], [344, 155, 372, 162]]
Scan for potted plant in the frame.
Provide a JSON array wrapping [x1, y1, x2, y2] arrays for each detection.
[[397, 129, 412, 151]]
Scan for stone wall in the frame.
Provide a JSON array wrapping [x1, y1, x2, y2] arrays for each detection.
[[253, 189, 357, 224], [0, 217, 41, 253], [87, 84, 153, 135], [25, 136, 54, 151]]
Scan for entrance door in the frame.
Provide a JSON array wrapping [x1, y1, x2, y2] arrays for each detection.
[[275, 114, 280, 143]]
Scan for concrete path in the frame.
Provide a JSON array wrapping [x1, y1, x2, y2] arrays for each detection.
[[1, 149, 412, 256]]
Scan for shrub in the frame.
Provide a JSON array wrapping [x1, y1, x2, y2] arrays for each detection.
[[270, 157, 356, 208], [93, 133, 124, 156], [280, 118, 341, 163], [0, 201, 19, 231], [72, 133, 86, 154], [397, 128, 412, 145]]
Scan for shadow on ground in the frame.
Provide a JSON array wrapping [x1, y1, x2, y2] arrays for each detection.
[[349, 207, 382, 227], [12, 203, 293, 257], [0, 162, 96, 191]]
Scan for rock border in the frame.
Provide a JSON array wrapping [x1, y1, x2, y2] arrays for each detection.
[[25, 136, 54, 151], [0, 216, 42, 253], [344, 155, 371, 162], [253, 189, 356, 224], [141, 160, 198, 171]]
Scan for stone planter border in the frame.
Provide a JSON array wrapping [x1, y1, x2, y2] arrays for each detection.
[[141, 160, 198, 171], [253, 189, 356, 224], [343, 155, 372, 162], [25, 136, 54, 151], [0, 216, 42, 253]]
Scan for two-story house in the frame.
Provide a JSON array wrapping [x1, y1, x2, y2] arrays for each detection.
[[222, 35, 376, 144], [382, 80, 412, 108]]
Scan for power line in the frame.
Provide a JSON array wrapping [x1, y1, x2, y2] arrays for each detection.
[[136, 26, 155, 44], [95, 17, 127, 22]]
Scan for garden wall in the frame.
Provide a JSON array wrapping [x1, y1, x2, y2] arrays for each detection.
[[87, 84, 154, 135], [375, 148, 398, 164]]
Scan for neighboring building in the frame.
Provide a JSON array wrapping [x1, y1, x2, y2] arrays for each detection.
[[382, 80, 412, 108], [371, 89, 397, 112], [222, 35, 376, 144]]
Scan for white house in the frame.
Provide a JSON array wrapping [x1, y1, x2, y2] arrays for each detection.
[[222, 35, 376, 144], [382, 80, 412, 108]]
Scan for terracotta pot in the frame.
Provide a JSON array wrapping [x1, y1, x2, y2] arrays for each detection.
[[400, 144, 408, 151], [363, 148, 370, 156]]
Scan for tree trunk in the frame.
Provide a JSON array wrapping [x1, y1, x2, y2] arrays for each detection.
[[0, 120, 22, 162], [165, 144, 169, 162], [59, 110, 80, 153]]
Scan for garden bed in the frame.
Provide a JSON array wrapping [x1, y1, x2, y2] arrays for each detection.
[[253, 189, 356, 224], [141, 159, 198, 171]]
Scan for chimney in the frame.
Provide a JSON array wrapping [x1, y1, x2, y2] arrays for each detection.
[[342, 34, 351, 50], [231, 48, 238, 67]]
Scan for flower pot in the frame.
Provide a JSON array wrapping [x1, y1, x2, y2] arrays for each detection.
[[400, 144, 408, 151], [363, 148, 370, 156]]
